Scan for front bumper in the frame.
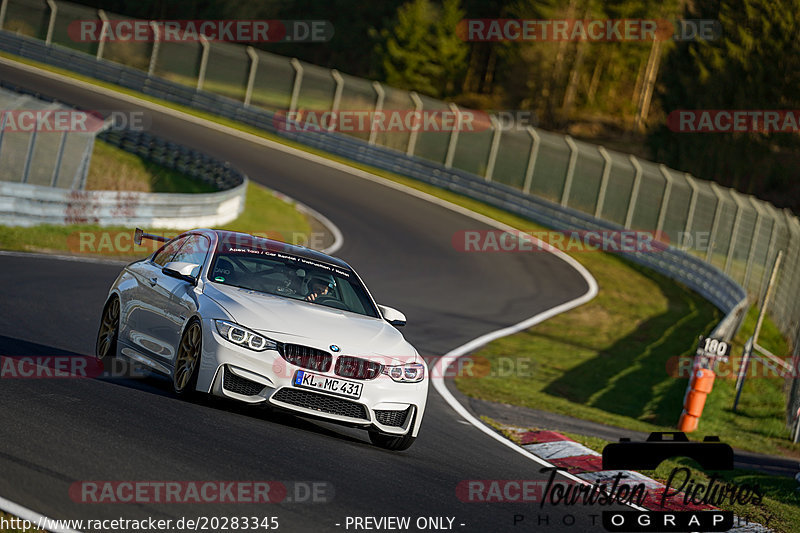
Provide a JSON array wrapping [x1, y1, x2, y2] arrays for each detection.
[[196, 319, 428, 437]]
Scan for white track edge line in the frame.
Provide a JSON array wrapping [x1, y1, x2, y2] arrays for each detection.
[[0, 495, 82, 533]]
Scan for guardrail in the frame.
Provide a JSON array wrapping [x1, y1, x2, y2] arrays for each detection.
[[0, 178, 246, 228], [0, 30, 751, 333]]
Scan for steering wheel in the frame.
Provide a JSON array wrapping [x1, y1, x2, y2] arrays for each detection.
[[314, 296, 347, 309]]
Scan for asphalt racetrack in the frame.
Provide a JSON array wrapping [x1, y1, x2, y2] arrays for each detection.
[[0, 61, 626, 532]]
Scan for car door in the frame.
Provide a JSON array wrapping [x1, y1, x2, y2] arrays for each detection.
[[128, 235, 205, 360], [156, 233, 212, 364], [124, 236, 188, 361]]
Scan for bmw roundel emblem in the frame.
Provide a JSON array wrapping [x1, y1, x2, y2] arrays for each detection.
[[330, 345, 340, 352]]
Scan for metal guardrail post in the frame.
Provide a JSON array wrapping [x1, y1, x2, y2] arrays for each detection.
[[50, 130, 68, 187], [484, 115, 502, 182], [96, 9, 109, 60], [656, 165, 674, 237], [197, 35, 210, 91], [244, 46, 258, 106], [743, 196, 765, 290], [706, 182, 726, 263], [289, 58, 303, 114], [329, 69, 343, 132], [72, 136, 95, 189], [561, 135, 578, 207], [21, 127, 38, 184], [406, 91, 422, 156], [522, 126, 540, 194], [594, 146, 611, 218], [0, 0, 7, 30], [444, 103, 461, 168], [0, 112, 7, 158], [625, 155, 642, 229], [683, 173, 699, 249], [45, 0, 57, 45], [368, 81, 384, 146], [725, 192, 747, 276], [147, 21, 160, 76]]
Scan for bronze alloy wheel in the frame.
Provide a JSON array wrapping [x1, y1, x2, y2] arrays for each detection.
[[173, 320, 202, 395], [95, 297, 119, 360]]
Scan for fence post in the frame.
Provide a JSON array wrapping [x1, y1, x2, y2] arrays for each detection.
[[0, 111, 8, 157], [244, 46, 258, 106], [96, 9, 109, 60], [196, 35, 210, 91], [522, 126, 540, 194], [330, 69, 343, 115], [561, 135, 578, 207], [706, 182, 726, 263], [594, 146, 611, 218], [484, 116, 502, 182], [21, 128, 38, 184], [656, 165, 674, 238], [625, 155, 642, 229], [724, 192, 747, 276], [45, 0, 57, 45], [289, 58, 303, 114], [368, 81, 384, 146], [406, 91, 422, 156], [758, 204, 783, 299], [73, 137, 95, 190], [683, 174, 699, 249], [50, 130, 68, 187], [147, 21, 160, 76], [0, 0, 7, 30], [743, 196, 765, 290], [444, 102, 461, 168]]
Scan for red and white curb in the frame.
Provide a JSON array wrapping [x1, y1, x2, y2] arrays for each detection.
[[500, 426, 772, 533]]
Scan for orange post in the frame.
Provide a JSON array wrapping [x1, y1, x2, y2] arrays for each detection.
[[678, 367, 716, 432]]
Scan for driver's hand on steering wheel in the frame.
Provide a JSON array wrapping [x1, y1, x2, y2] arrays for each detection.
[[305, 282, 329, 301]]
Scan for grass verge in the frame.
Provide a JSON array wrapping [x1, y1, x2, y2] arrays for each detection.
[[86, 139, 217, 193], [1, 51, 794, 456]]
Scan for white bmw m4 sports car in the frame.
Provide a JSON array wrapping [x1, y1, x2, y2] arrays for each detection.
[[96, 228, 428, 450]]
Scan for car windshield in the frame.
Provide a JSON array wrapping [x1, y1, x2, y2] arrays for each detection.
[[210, 242, 379, 318]]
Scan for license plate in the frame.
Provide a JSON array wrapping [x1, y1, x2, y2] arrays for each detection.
[[293, 370, 363, 399]]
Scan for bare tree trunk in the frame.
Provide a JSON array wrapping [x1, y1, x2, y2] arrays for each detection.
[[587, 55, 603, 104], [562, 39, 587, 114]]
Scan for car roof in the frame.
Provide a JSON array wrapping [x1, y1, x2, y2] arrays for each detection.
[[195, 229, 352, 271]]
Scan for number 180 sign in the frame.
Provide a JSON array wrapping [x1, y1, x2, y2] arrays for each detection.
[[695, 336, 731, 363]]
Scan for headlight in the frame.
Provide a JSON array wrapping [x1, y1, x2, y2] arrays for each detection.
[[214, 320, 277, 352], [382, 362, 425, 383]]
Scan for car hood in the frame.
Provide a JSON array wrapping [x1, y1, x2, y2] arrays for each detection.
[[204, 282, 418, 362]]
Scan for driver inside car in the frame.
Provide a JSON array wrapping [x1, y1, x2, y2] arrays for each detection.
[[305, 276, 332, 302]]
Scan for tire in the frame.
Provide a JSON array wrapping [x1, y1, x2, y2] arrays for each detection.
[[173, 319, 202, 398], [368, 411, 418, 451], [95, 296, 120, 360]]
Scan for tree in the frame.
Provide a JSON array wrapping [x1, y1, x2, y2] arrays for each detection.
[[650, 0, 800, 209], [373, 0, 468, 98]]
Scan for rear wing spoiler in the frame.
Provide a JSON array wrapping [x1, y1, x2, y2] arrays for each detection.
[[133, 228, 169, 246]]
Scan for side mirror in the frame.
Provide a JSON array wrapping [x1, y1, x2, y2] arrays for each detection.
[[378, 305, 407, 327], [163, 261, 200, 285]]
